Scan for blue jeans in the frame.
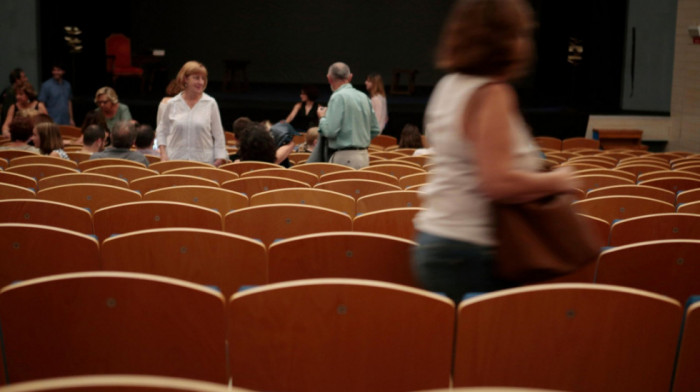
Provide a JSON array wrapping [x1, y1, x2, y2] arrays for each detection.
[[411, 231, 513, 304]]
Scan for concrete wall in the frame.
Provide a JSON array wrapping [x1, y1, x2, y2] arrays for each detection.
[[0, 0, 40, 87]]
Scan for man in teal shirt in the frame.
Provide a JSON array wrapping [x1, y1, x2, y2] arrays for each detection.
[[318, 62, 380, 169]]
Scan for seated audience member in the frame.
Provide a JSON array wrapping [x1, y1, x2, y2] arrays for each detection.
[[2, 82, 48, 137], [236, 122, 277, 163], [94, 86, 132, 132], [89, 121, 149, 166], [32, 122, 69, 159], [295, 126, 319, 153], [78, 110, 110, 146], [0, 116, 40, 153], [31, 113, 54, 126], [80, 124, 106, 153], [285, 85, 320, 132], [135, 124, 159, 156], [268, 121, 296, 167], [228, 116, 252, 162], [399, 124, 424, 148]]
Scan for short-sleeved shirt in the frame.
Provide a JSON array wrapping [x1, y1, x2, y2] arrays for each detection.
[[318, 83, 381, 150], [39, 78, 72, 125]]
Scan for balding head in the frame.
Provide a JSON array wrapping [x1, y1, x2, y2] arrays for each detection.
[[327, 62, 352, 81], [111, 121, 136, 149]]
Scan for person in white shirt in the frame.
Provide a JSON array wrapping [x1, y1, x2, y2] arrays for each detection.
[[156, 61, 227, 167], [364, 73, 388, 132]]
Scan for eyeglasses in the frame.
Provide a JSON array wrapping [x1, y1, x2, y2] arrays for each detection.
[[96, 100, 110, 105]]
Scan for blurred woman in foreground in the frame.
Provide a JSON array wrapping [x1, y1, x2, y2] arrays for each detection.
[[412, 0, 578, 303]]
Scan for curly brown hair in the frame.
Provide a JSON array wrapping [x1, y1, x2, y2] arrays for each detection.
[[435, 0, 534, 77]]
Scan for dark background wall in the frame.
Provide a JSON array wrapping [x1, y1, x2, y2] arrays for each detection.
[[30, 0, 674, 137]]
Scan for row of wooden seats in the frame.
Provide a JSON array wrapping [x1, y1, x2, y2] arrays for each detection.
[[573, 195, 700, 223], [3, 215, 699, 306], [1, 180, 422, 213], [0, 223, 418, 298], [0, 274, 696, 392], [0, 199, 423, 242]]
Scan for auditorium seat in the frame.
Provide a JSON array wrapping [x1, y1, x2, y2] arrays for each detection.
[[147, 160, 214, 174], [677, 188, 700, 204], [369, 151, 405, 160], [315, 179, 401, 200], [398, 172, 429, 189], [240, 167, 319, 186], [572, 195, 675, 224], [66, 151, 92, 164], [38, 183, 141, 214], [319, 169, 398, 186], [93, 201, 223, 241], [0, 374, 241, 392], [0, 223, 100, 289], [129, 174, 219, 195], [673, 297, 700, 392], [162, 167, 238, 184], [219, 161, 280, 175], [571, 174, 635, 192], [83, 165, 158, 183], [101, 228, 266, 298], [609, 213, 700, 246], [10, 155, 78, 169], [638, 170, 700, 182], [353, 207, 424, 240], [638, 177, 700, 194], [0, 149, 39, 161], [361, 163, 425, 178], [565, 157, 616, 168], [586, 184, 676, 205], [574, 168, 636, 182], [615, 163, 669, 178], [562, 137, 600, 150], [595, 239, 700, 304], [370, 134, 398, 148], [356, 190, 423, 214], [0, 272, 228, 383], [534, 136, 562, 150], [290, 162, 352, 176], [677, 200, 700, 214], [0, 199, 93, 234], [228, 278, 453, 391], [37, 172, 129, 190], [224, 203, 352, 246], [0, 171, 36, 189], [0, 182, 36, 199], [143, 185, 248, 216], [267, 232, 418, 286], [453, 283, 682, 391], [6, 163, 78, 180], [677, 164, 700, 176], [250, 188, 356, 216], [78, 158, 147, 171], [221, 176, 309, 197]]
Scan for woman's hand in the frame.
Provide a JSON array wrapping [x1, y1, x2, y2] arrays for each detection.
[[213, 158, 226, 167], [159, 146, 169, 161]]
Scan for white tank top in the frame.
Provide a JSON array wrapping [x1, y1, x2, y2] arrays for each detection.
[[414, 74, 541, 246]]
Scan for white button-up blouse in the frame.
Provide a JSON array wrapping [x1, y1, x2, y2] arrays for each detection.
[[156, 92, 228, 164]]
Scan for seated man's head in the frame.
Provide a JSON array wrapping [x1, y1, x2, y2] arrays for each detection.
[[232, 117, 252, 143], [305, 127, 319, 149], [83, 124, 106, 151], [8, 117, 34, 143], [110, 121, 137, 149], [238, 122, 277, 163], [135, 124, 156, 149]]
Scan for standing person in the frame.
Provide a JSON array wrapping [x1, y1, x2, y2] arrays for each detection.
[[156, 61, 227, 167], [365, 73, 388, 132], [317, 62, 380, 169], [94, 86, 132, 132], [285, 85, 320, 132], [2, 82, 47, 137], [1, 68, 28, 126], [411, 0, 579, 304], [38, 63, 75, 126]]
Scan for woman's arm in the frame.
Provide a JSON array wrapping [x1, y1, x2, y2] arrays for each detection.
[[38, 102, 48, 115], [285, 102, 302, 124], [210, 100, 228, 167], [2, 105, 16, 135], [465, 83, 576, 203]]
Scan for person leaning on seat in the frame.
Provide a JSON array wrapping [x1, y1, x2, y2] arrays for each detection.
[[317, 62, 380, 169]]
